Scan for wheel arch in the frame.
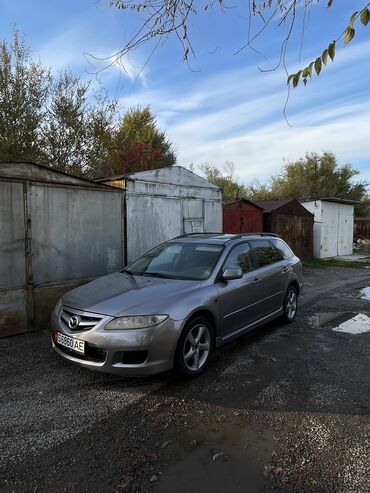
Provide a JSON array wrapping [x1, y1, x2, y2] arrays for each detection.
[[288, 279, 300, 295]]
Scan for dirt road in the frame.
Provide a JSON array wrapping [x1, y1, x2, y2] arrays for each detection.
[[1, 265, 370, 492]]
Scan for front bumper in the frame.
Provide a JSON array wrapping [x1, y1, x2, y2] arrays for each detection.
[[50, 307, 181, 376]]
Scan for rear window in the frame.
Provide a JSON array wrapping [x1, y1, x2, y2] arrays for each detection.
[[270, 238, 294, 260], [251, 240, 275, 267], [224, 242, 254, 273]]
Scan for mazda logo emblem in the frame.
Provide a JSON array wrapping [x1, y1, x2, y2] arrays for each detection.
[[68, 315, 81, 329]]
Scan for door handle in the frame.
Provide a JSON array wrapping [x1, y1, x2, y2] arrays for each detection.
[[282, 266, 289, 273]]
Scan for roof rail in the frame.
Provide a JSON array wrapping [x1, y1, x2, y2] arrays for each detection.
[[174, 232, 223, 239], [231, 232, 280, 239], [174, 232, 280, 240]]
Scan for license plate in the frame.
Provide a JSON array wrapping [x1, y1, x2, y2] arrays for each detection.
[[56, 332, 85, 354]]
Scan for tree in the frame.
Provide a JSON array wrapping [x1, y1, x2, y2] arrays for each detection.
[[101, 106, 176, 176], [270, 152, 369, 215], [41, 73, 118, 176], [108, 1, 370, 88], [0, 30, 118, 177], [0, 30, 51, 162], [197, 162, 249, 201]]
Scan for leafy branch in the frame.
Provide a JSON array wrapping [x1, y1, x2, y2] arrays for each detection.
[[288, 2, 370, 88]]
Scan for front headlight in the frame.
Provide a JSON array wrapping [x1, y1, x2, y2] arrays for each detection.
[[104, 315, 168, 330]]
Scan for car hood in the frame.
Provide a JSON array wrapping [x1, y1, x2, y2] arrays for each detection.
[[62, 272, 201, 317]]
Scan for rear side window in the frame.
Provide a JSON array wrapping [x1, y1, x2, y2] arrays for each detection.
[[251, 240, 275, 267], [224, 243, 254, 273], [270, 238, 294, 260]]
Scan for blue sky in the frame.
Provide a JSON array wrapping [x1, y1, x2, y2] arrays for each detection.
[[1, 0, 370, 187]]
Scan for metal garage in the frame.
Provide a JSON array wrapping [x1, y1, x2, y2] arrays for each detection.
[[301, 198, 354, 258], [254, 199, 314, 261], [1, 163, 222, 336], [0, 162, 125, 337], [97, 166, 223, 262], [223, 199, 264, 234]]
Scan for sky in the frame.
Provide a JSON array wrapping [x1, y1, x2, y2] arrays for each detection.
[[1, 0, 370, 187]]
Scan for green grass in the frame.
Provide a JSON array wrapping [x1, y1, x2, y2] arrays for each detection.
[[304, 258, 370, 269]]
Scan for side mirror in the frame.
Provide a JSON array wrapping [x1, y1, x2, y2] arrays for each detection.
[[222, 267, 243, 281]]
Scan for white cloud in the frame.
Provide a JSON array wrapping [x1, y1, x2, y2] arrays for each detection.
[[35, 23, 148, 86], [120, 39, 370, 186]]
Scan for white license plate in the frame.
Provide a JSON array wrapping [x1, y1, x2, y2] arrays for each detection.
[[56, 332, 85, 354]]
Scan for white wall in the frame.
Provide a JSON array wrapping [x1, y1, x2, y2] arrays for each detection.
[[301, 200, 354, 258], [334, 203, 354, 256]]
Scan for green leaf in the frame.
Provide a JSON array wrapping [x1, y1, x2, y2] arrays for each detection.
[[303, 77, 308, 86], [327, 0, 334, 6], [293, 73, 300, 88], [322, 49, 328, 65], [349, 11, 358, 28], [328, 41, 336, 61], [307, 62, 314, 77], [287, 73, 295, 85], [360, 7, 370, 26], [314, 57, 322, 76], [344, 26, 355, 45]]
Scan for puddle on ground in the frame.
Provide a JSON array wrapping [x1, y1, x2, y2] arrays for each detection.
[[358, 287, 370, 300], [154, 420, 276, 493], [308, 312, 370, 334]]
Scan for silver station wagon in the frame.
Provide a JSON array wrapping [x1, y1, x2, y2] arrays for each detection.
[[51, 233, 302, 378]]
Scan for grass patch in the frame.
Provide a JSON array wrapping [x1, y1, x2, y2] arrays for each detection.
[[304, 258, 370, 269]]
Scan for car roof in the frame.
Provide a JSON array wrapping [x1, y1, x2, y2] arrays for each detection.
[[168, 233, 279, 245]]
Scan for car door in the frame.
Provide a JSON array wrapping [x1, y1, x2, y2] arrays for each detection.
[[216, 242, 262, 337], [249, 239, 288, 317]]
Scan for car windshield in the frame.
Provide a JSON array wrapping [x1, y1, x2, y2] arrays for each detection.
[[124, 242, 224, 280]]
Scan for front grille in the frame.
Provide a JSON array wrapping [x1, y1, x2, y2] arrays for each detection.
[[60, 306, 104, 332], [55, 341, 107, 363]]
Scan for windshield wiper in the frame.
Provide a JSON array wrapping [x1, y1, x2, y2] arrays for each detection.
[[122, 269, 139, 275], [141, 272, 177, 279]]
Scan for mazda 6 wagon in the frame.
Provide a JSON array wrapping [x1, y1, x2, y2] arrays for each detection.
[[51, 233, 302, 378]]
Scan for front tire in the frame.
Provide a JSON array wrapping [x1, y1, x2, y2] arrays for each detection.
[[283, 285, 298, 323], [175, 317, 213, 378]]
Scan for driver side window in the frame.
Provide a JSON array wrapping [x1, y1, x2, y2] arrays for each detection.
[[224, 243, 254, 273]]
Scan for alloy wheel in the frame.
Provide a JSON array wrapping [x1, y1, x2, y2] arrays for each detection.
[[286, 289, 297, 320], [183, 323, 211, 372]]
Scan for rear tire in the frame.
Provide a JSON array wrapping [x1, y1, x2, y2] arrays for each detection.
[[282, 285, 298, 323], [174, 316, 214, 378]]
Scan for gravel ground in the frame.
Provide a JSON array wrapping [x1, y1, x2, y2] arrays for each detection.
[[1, 266, 370, 493]]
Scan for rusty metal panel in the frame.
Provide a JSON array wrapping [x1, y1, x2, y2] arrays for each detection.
[[34, 278, 92, 330], [30, 184, 124, 284], [223, 200, 263, 234], [274, 214, 313, 261], [0, 288, 28, 337], [0, 162, 104, 188], [223, 209, 263, 233], [0, 181, 28, 336], [0, 181, 26, 287]]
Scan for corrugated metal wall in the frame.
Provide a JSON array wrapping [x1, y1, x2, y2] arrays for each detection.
[[1, 164, 223, 336], [0, 164, 125, 337], [125, 167, 222, 262]]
